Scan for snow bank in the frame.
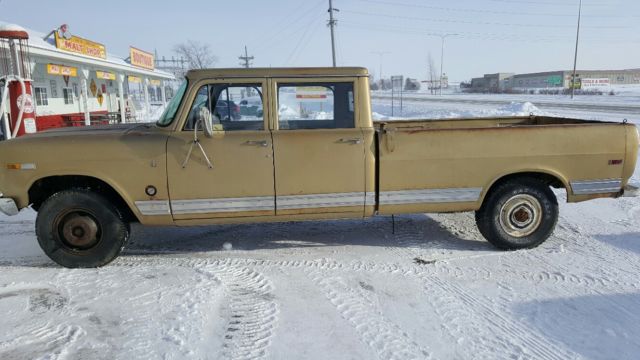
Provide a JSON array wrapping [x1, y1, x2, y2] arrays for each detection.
[[373, 101, 545, 121]]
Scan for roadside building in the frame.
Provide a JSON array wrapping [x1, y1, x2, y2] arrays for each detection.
[[511, 71, 565, 90], [0, 21, 174, 133], [470, 73, 514, 92], [469, 69, 640, 93]]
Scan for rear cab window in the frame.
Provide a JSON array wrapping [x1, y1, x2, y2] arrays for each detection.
[[277, 82, 355, 130]]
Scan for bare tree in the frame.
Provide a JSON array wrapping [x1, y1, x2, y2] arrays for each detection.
[[427, 53, 438, 95], [173, 40, 218, 69]]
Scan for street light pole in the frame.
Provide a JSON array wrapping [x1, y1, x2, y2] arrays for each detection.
[[437, 33, 457, 96], [371, 51, 390, 85], [571, 0, 582, 99]]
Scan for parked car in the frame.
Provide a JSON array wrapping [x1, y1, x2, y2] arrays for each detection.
[[215, 100, 240, 121], [239, 98, 264, 118]]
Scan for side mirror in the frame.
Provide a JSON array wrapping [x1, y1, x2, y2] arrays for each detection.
[[197, 106, 213, 138]]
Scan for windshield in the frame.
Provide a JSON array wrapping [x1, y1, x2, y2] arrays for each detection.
[[156, 80, 188, 127]]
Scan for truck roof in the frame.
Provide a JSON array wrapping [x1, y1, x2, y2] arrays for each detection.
[[186, 67, 369, 79]]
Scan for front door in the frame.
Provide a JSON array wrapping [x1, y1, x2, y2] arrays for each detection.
[[271, 79, 367, 216], [166, 79, 275, 219]]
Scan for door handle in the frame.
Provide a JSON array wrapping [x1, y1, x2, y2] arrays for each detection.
[[244, 140, 269, 147], [338, 138, 363, 145]]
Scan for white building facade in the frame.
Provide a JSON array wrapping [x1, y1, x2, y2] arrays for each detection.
[[1, 21, 174, 131]]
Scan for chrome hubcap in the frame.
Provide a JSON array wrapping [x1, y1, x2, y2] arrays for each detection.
[[499, 194, 542, 238]]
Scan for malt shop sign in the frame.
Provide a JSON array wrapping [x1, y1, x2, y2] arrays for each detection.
[[54, 30, 107, 59]]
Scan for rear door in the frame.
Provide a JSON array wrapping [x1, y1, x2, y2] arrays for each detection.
[[270, 78, 368, 216]]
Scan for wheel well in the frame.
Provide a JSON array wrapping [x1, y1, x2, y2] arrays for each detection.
[[485, 172, 566, 199], [28, 175, 139, 223]]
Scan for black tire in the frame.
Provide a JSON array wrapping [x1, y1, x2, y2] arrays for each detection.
[[36, 189, 129, 268], [475, 178, 558, 250]]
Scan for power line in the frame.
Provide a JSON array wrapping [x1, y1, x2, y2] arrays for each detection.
[[487, 0, 620, 6], [340, 9, 627, 29], [350, 0, 633, 18], [340, 21, 633, 43], [286, 15, 323, 65], [251, 0, 325, 53]]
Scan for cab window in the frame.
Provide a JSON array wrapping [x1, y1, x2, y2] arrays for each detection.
[[277, 82, 355, 130], [184, 84, 264, 131]]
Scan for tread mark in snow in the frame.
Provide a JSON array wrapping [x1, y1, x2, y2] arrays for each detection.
[[0, 323, 83, 360], [112, 256, 637, 293], [307, 270, 432, 360], [202, 265, 278, 360], [424, 276, 581, 360]]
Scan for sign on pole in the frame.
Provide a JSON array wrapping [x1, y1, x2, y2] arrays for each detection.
[[391, 75, 404, 117]]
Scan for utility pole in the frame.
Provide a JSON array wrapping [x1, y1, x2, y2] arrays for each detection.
[[238, 45, 254, 68], [371, 51, 390, 86], [328, 0, 339, 67], [571, 0, 582, 99], [436, 33, 458, 96]]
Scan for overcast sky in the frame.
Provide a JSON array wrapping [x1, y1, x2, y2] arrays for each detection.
[[1, 0, 638, 82]]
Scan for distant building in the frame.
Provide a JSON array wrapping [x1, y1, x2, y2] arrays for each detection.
[[471, 73, 514, 92], [468, 69, 640, 92]]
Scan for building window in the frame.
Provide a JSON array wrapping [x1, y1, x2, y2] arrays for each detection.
[[63, 88, 74, 105], [50, 80, 58, 98], [34, 87, 48, 106], [148, 87, 157, 102], [72, 83, 79, 97]]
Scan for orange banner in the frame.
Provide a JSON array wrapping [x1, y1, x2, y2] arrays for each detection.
[[130, 47, 155, 70]]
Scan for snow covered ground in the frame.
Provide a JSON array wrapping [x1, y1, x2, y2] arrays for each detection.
[[1, 98, 639, 359]]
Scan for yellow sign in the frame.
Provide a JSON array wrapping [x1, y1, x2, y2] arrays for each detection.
[[46, 64, 77, 77], [97, 90, 104, 106], [296, 86, 329, 101], [54, 32, 106, 59], [96, 71, 116, 80], [149, 79, 161, 86], [90, 79, 97, 97], [130, 47, 155, 70], [128, 75, 142, 83]]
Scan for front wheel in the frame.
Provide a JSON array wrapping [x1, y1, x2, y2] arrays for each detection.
[[475, 178, 558, 250], [36, 190, 129, 268]]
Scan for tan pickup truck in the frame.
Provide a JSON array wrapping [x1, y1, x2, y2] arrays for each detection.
[[0, 67, 638, 268]]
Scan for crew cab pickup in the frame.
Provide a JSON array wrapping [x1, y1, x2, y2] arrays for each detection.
[[0, 67, 638, 268]]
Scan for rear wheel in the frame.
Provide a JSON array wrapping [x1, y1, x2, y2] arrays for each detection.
[[475, 178, 558, 250], [36, 190, 129, 268]]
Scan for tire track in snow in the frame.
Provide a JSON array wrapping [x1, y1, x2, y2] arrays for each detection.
[[114, 255, 637, 292], [307, 270, 432, 360], [424, 276, 580, 360], [549, 220, 640, 287], [425, 280, 520, 359], [0, 285, 82, 360], [200, 265, 278, 360]]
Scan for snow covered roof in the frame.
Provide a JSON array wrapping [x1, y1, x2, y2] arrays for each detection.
[[0, 21, 174, 80]]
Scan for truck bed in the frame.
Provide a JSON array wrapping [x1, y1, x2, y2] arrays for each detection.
[[373, 115, 637, 216], [373, 115, 616, 131]]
